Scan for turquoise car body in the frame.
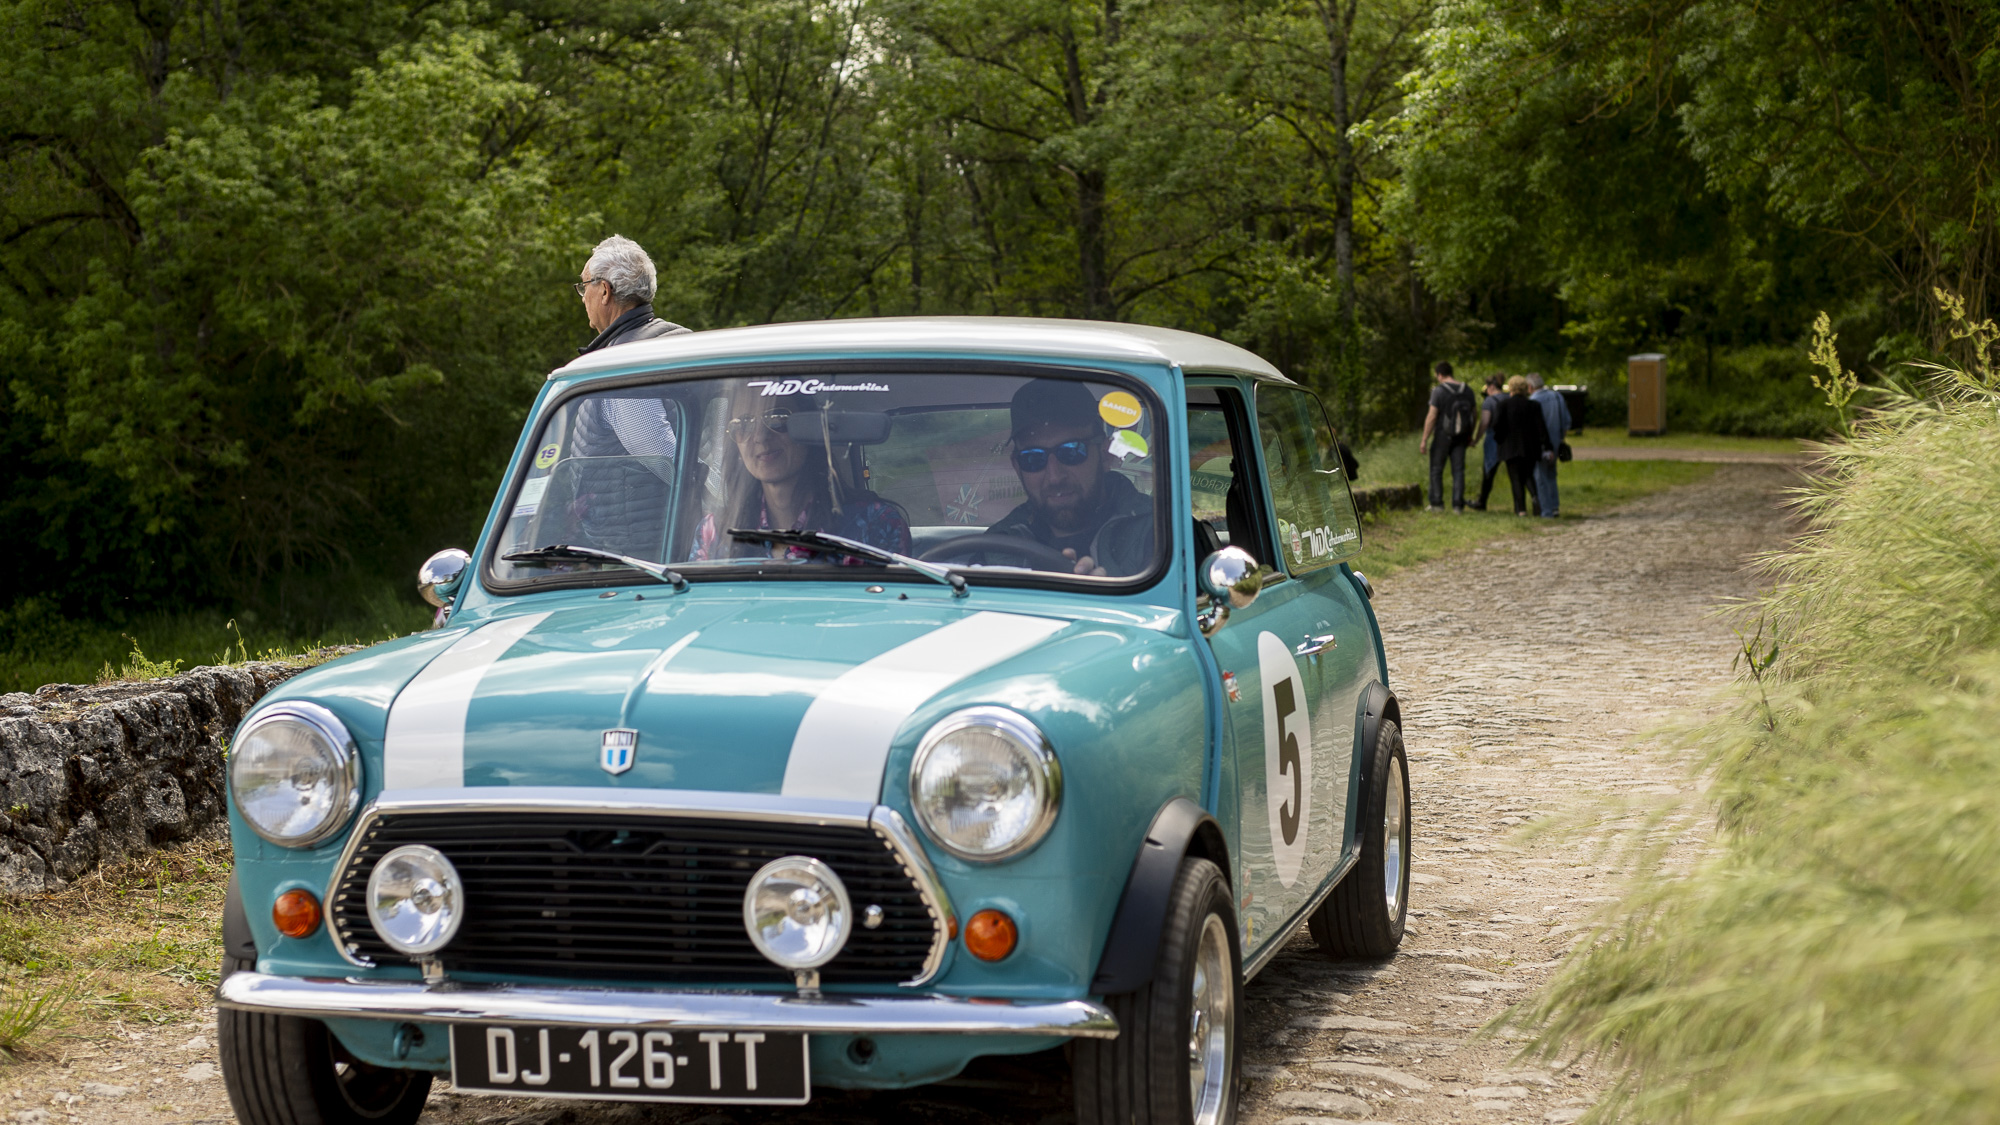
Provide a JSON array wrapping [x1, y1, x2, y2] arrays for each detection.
[[220, 318, 1390, 1092]]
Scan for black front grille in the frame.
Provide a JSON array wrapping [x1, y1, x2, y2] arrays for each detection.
[[328, 812, 940, 985]]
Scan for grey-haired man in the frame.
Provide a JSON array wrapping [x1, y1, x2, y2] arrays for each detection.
[[576, 234, 689, 353]]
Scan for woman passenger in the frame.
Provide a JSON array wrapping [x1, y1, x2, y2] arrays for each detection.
[[685, 383, 911, 562]]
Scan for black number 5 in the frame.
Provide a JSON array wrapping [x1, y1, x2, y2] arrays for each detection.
[[1273, 676, 1302, 845]]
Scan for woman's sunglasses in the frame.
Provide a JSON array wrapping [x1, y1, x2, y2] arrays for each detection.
[[1012, 440, 1092, 473], [727, 410, 791, 439]]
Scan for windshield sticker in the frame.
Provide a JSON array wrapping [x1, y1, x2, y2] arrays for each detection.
[[1098, 391, 1143, 428], [534, 443, 560, 469], [1283, 518, 1356, 562], [511, 475, 552, 518], [746, 378, 891, 397], [1107, 429, 1150, 461]]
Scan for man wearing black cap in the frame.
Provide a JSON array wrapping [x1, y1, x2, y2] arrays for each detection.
[[984, 379, 1153, 576]]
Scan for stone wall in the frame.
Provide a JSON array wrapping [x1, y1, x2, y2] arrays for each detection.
[[0, 662, 320, 896], [1353, 483, 1423, 517]]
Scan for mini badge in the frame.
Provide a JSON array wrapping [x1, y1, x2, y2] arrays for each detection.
[[1222, 671, 1242, 702], [600, 729, 638, 775]]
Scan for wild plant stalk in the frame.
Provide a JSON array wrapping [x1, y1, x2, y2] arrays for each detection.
[[0, 978, 75, 1059]]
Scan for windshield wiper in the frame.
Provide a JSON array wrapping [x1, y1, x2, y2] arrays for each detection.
[[729, 528, 968, 598], [502, 544, 689, 593]]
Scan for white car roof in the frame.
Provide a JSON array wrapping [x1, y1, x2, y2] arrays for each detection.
[[551, 316, 1292, 384]]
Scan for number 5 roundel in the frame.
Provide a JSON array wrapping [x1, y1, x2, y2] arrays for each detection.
[[1257, 631, 1313, 888]]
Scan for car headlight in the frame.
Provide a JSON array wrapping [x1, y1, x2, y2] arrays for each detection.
[[367, 845, 465, 956], [909, 707, 1061, 861], [743, 856, 852, 970], [230, 702, 361, 847]]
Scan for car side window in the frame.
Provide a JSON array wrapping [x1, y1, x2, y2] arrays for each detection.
[[1185, 385, 1271, 566], [1254, 385, 1362, 574]]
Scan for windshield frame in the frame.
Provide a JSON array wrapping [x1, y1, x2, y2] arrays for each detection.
[[477, 358, 1174, 598]]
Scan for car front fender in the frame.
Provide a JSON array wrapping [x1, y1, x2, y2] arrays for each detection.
[[1089, 797, 1230, 995]]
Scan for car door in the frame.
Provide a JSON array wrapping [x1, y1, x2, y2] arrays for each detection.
[[1251, 384, 1370, 883], [1186, 381, 1338, 956]]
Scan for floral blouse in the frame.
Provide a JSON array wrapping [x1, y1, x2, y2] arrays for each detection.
[[687, 494, 913, 564]]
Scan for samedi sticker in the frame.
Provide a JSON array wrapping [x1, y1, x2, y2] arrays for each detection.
[[1098, 391, 1143, 429], [746, 378, 890, 396]]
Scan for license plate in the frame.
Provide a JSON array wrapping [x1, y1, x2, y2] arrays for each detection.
[[449, 1023, 809, 1105]]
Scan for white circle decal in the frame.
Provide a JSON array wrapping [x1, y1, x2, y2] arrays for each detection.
[[1257, 631, 1313, 888]]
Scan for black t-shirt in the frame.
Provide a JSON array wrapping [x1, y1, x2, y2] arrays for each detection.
[[989, 472, 1152, 568]]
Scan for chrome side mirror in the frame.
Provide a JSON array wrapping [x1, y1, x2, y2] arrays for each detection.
[[418, 548, 471, 610], [1196, 546, 1260, 637], [1351, 570, 1374, 600]]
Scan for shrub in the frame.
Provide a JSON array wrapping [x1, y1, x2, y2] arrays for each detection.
[[1516, 311, 2000, 1123]]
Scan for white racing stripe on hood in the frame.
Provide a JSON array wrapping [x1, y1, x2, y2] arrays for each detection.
[[382, 613, 551, 791], [780, 611, 1068, 802]]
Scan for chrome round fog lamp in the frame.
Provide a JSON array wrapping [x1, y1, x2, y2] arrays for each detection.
[[742, 856, 852, 970], [229, 702, 361, 848], [909, 707, 1061, 861], [366, 845, 465, 956]]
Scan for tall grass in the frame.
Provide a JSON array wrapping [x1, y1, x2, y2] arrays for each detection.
[[1515, 309, 2000, 1123]]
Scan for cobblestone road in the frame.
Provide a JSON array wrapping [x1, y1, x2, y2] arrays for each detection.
[[7, 464, 1799, 1125]]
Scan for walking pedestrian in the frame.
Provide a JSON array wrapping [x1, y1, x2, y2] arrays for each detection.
[[1527, 373, 1572, 518], [1491, 375, 1552, 517], [1419, 361, 1479, 513], [1469, 373, 1505, 511], [575, 234, 689, 354]]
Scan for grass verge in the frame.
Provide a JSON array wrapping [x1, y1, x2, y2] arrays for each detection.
[[1351, 460, 1718, 580], [1565, 430, 1806, 454], [2, 595, 427, 694], [0, 840, 231, 1058]]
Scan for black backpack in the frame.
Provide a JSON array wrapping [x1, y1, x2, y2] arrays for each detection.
[[1443, 383, 1477, 439]]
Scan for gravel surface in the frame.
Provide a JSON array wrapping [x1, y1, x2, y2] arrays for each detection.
[[2, 464, 1800, 1125]]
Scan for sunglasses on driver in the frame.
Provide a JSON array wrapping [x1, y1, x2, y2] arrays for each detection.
[[1011, 440, 1093, 473]]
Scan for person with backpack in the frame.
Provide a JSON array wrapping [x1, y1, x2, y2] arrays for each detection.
[[1419, 360, 1480, 512]]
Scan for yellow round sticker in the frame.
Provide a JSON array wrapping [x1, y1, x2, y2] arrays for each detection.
[[1098, 391, 1143, 429], [534, 443, 560, 469]]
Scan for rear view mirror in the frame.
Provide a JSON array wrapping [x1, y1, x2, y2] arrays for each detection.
[[793, 411, 892, 445]]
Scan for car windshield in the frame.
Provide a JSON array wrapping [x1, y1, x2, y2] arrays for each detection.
[[488, 371, 1164, 587]]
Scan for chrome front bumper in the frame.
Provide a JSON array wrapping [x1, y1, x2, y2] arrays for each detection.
[[216, 973, 1119, 1039]]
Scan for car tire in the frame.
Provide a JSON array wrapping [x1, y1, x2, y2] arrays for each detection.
[[218, 955, 432, 1125], [1310, 718, 1410, 958], [1074, 857, 1239, 1125]]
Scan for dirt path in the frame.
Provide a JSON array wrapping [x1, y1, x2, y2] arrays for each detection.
[[3, 464, 1799, 1125]]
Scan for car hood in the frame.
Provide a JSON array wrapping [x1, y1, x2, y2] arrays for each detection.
[[368, 595, 1080, 801]]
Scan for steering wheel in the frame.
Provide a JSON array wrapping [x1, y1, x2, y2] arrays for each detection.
[[919, 533, 1081, 573]]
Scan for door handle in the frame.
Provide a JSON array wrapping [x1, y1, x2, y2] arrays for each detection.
[[1295, 633, 1337, 657]]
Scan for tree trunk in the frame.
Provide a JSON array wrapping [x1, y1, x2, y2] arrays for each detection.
[[1319, 0, 1362, 427]]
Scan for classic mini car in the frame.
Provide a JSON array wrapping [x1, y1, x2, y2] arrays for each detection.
[[214, 318, 1411, 1125]]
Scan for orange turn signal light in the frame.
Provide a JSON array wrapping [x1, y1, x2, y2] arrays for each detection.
[[273, 889, 322, 939], [964, 909, 1018, 962]]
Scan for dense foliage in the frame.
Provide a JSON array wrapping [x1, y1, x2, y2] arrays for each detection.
[[1517, 310, 2000, 1124], [2, 0, 1993, 625]]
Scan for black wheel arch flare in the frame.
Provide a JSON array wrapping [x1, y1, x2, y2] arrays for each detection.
[[1089, 797, 1230, 995]]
